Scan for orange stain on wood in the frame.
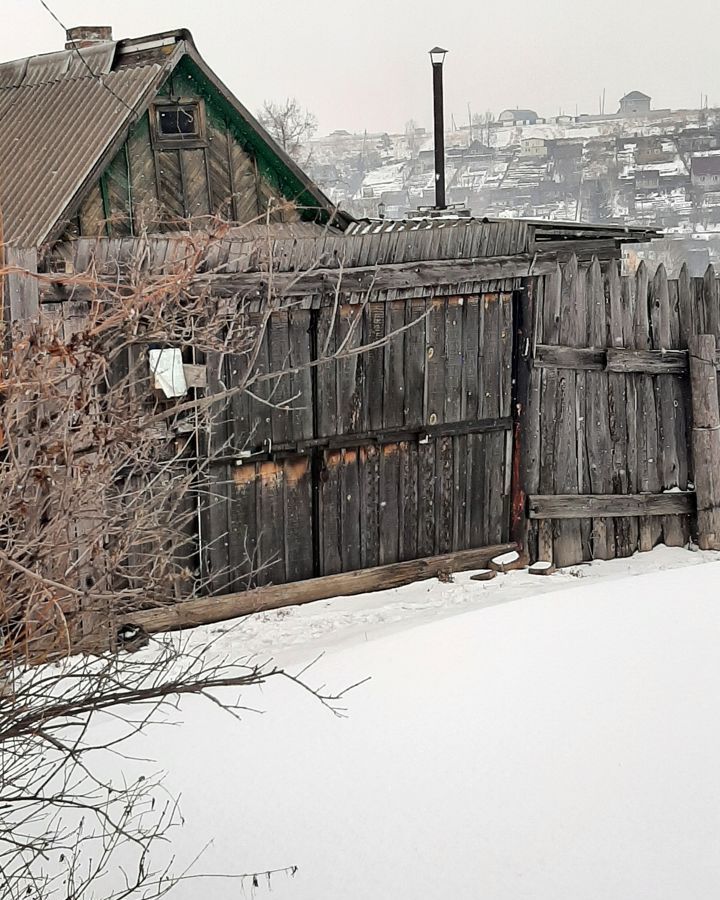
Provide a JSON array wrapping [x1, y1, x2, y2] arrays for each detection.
[[233, 465, 256, 489], [325, 450, 342, 469], [285, 457, 309, 487], [259, 461, 282, 486]]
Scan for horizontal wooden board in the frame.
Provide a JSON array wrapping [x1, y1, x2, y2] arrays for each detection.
[[528, 492, 695, 520], [40, 254, 555, 304], [534, 344, 690, 374], [534, 345, 605, 370], [606, 348, 688, 374]]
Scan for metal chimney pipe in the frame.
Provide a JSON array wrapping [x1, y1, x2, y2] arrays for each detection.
[[429, 47, 448, 210]]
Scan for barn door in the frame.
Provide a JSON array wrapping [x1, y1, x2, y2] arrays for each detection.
[[205, 292, 517, 591], [315, 294, 516, 576]]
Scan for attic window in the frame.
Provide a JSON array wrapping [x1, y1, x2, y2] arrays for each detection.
[[158, 105, 198, 136], [152, 101, 206, 147]]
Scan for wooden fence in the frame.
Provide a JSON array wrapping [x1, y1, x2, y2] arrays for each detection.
[[515, 257, 720, 567], [182, 254, 720, 585]]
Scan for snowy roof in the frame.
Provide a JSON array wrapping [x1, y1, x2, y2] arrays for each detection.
[[634, 160, 688, 177]]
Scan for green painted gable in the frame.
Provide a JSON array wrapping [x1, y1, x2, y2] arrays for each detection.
[[72, 54, 323, 238]]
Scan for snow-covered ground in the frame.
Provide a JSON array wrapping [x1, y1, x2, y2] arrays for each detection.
[[133, 546, 720, 898]]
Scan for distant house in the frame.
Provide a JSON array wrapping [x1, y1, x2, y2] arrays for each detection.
[[378, 189, 410, 218], [619, 91, 652, 117], [464, 139, 493, 159], [635, 169, 661, 190], [417, 148, 435, 173], [519, 138, 547, 159], [691, 154, 720, 191], [677, 128, 720, 154], [635, 143, 673, 166], [498, 108, 539, 126], [548, 140, 582, 186]]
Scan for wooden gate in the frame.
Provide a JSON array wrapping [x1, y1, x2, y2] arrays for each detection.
[[513, 256, 710, 568], [202, 290, 516, 592]]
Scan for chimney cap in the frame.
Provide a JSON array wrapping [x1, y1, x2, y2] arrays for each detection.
[[65, 26, 113, 50]]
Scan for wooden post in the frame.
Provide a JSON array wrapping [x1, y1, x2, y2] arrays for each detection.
[[689, 334, 720, 550], [5, 246, 39, 326]]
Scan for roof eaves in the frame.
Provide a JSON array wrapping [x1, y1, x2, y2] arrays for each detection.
[[180, 39, 353, 229], [41, 28, 353, 246], [42, 40, 185, 246], [527, 219, 661, 252]]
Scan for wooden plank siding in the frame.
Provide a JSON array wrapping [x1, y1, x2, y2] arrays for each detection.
[[195, 292, 515, 590], [75, 77, 296, 237], [38, 230, 720, 590]]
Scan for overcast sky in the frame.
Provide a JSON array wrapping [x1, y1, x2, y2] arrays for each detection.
[[3, 0, 719, 135]]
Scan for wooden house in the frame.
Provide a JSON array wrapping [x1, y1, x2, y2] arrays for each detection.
[[691, 154, 720, 193], [0, 26, 346, 250], [7, 27, 696, 625]]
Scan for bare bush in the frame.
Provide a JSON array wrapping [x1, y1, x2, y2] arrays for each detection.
[[257, 98, 318, 163], [0, 216, 368, 897]]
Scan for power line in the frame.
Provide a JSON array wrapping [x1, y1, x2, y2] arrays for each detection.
[[37, 0, 137, 117]]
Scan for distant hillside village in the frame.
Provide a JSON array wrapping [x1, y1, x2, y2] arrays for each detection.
[[305, 92, 720, 274]]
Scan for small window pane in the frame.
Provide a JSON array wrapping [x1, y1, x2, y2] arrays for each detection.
[[158, 105, 198, 137]]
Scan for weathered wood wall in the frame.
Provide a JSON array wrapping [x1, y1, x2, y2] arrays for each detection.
[[38, 230, 720, 593], [517, 257, 720, 566], [202, 290, 515, 592], [70, 68, 297, 239]]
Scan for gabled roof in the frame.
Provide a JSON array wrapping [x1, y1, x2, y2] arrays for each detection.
[[498, 109, 538, 121], [621, 91, 651, 101], [0, 29, 347, 247]]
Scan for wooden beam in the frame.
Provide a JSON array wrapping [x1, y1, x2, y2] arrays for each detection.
[[533, 345, 689, 375], [606, 348, 688, 374], [40, 254, 562, 304], [198, 256, 560, 296], [213, 416, 513, 463], [527, 492, 695, 519], [534, 345, 605, 370], [111, 543, 518, 638]]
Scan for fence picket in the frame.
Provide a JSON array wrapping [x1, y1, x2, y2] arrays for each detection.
[[586, 258, 614, 559], [606, 260, 637, 556], [633, 262, 662, 550], [650, 265, 686, 546], [677, 263, 694, 346], [553, 255, 585, 566]]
